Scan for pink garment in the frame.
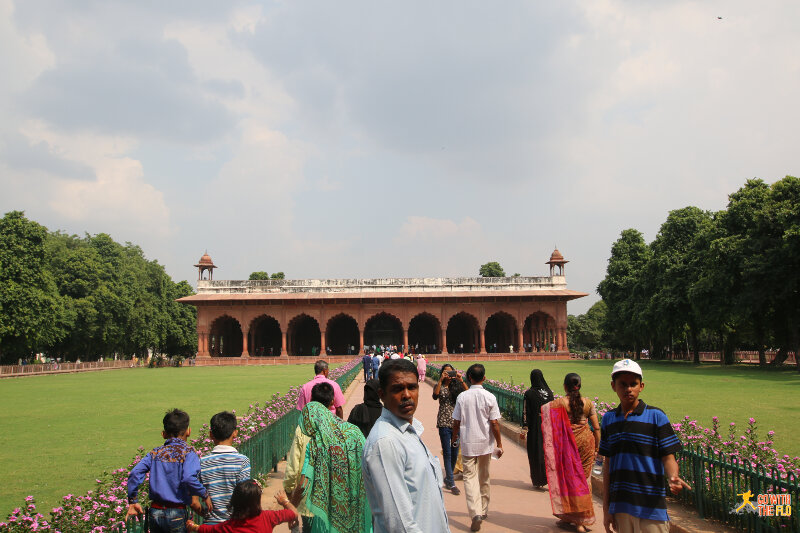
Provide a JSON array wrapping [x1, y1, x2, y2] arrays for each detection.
[[296, 374, 345, 413], [417, 358, 426, 381], [541, 402, 595, 526]]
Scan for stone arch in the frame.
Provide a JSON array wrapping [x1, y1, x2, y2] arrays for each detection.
[[408, 312, 441, 354], [446, 312, 479, 354], [524, 311, 557, 352], [249, 315, 282, 356], [209, 315, 243, 357], [287, 314, 321, 357], [364, 312, 403, 349], [326, 313, 359, 355], [485, 311, 518, 353], [522, 311, 555, 352]]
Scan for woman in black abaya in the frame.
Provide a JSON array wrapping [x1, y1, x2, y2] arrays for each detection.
[[522, 368, 554, 488], [347, 378, 382, 438]]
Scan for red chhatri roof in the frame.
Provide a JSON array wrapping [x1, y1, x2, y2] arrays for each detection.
[[546, 248, 567, 265], [195, 253, 216, 268]]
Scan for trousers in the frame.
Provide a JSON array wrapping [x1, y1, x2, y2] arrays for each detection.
[[462, 454, 492, 519]]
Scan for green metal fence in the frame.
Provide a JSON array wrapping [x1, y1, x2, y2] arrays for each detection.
[[483, 383, 525, 425], [675, 445, 799, 533], [239, 409, 301, 478], [335, 361, 362, 392]]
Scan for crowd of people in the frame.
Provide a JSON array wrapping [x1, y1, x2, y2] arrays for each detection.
[[124, 357, 689, 533]]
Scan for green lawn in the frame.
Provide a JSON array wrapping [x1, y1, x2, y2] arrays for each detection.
[[441, 359, 800, 459], [0, 364, 332, 518]]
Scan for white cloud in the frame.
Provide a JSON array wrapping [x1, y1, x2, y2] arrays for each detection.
[[1, 0, 799, 313], [16, 120, 172, 237]]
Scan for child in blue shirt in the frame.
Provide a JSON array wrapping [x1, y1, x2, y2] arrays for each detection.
[[127, 409, 212, 533]]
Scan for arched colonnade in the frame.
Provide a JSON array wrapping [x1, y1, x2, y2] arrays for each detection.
[[198, 306, 566, 358]]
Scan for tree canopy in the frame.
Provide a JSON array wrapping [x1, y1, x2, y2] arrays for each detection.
[[249, 271, 285, 280], [595, 176, 800, 370], [0, 211, 197, 363], [479, 261, 506, 277]]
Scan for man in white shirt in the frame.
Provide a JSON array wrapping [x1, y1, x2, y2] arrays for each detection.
[[451, 364, 503, 532]]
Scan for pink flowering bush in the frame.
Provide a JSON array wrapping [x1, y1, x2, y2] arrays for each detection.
[[1, 358, 362, 533]]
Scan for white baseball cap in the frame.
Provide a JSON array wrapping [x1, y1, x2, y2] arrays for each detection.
[[611, 358, 643, 380]]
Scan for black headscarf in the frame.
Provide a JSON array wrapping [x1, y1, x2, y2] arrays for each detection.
[[347, 379, 383, 438], [529, 369, 554, 402]]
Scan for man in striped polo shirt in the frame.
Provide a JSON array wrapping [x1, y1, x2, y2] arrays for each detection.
[[199, 411, 251, 524], [599, 359, 690, 533]]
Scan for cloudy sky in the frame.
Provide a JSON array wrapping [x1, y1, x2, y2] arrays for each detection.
[[1, 0, 798, 313]]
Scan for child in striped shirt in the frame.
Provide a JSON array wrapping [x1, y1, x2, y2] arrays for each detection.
[[199, 412, 251, 524]]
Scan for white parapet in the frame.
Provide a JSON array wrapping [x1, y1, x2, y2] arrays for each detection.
[[197, 276, 569, 295]]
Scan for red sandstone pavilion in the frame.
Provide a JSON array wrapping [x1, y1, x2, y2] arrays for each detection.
[[179, 250, 587, 365]]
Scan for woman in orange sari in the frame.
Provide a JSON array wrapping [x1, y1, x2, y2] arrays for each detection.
[[541, 373, 600, 532]]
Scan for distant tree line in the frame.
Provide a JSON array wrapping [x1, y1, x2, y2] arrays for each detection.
[[248, 271, 285, 280], [0, 211, 197, 364], [581, 176, 799, 368]]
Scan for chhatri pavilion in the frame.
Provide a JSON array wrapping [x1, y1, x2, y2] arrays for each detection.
[[179, 250, 587, 365]]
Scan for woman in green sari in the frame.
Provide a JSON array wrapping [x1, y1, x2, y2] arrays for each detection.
[[298, 401, 372, 533]]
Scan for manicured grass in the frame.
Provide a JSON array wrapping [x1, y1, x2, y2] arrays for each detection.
[[441, 359, 800, 459], [0, 364, 334, 518]]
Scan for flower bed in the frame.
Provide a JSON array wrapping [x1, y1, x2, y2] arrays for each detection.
[[1, 358, 361, 533]]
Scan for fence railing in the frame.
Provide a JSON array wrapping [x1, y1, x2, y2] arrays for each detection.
[[0, 360, 134, 376], [335, 361, 362, 392], [675, 445, 799, 533]]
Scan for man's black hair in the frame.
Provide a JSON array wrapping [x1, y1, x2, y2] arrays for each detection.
[[466, 363, 485, 383], [163, 408, 190, 437], [210, 411, 237, 441], [311, 382, 335, 408], [228, 479, 262, 521], [314, 360, 329, 375], [378, 359, 418, 390]]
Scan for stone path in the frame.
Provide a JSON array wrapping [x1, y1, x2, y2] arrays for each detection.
[[262, 374, 729, 533]]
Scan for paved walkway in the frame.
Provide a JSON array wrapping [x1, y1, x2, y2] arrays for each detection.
[[262, 374, 728, 533]]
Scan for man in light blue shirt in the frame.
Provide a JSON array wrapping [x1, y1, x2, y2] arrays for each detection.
[[362, 359, 450, 533]]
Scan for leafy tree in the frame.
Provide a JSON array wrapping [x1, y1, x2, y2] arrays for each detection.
[[597, 229, 651, 355], [0, 211, 63, 362], [646, 207, 713, 363], [249, 271, 270, 280], [270, 272, 285, 280], [567, 300, 607, 350], [479, 262, 505, 277]]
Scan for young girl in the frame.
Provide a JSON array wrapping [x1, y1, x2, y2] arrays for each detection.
[[186, 480, 297, 533]]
